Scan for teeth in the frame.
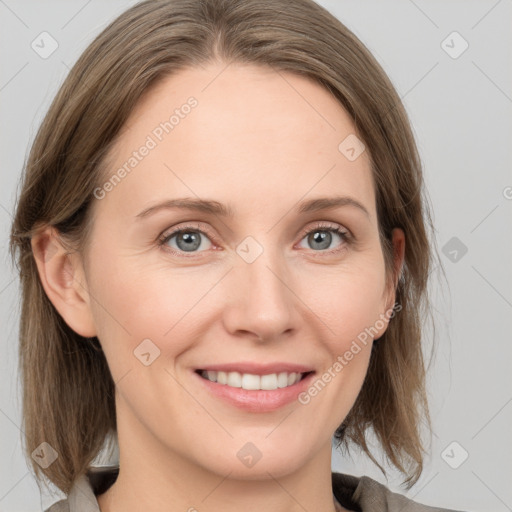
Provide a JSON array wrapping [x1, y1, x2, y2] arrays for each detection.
[[278, 372, 289, 388], [227, 371, 242, 388], [200, 370, 305, 390]]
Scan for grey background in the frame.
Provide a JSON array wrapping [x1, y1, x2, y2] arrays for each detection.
[[1, 1, 511, 511]]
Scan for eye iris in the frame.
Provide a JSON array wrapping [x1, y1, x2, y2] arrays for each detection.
[[176, 231, 201, 252], [167, 227, 340, 254], [309, 230, 331, 250]]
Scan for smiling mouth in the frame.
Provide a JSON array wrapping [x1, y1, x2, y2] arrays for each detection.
[[195, 369, 314, 391]]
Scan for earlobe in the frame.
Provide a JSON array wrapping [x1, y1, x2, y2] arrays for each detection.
[[31, 226, 97, 338]]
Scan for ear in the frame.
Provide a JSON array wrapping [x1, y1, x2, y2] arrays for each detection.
[[31, 226, 97, 338], [384, 227, 405, 311]]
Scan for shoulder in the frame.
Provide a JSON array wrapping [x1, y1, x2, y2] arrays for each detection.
[[45, 467, 466, 512], [44, 499, 69, 512], [332, 471, 467, 512]]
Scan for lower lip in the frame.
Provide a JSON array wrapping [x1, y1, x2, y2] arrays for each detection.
[[193, 370, 316, 413]]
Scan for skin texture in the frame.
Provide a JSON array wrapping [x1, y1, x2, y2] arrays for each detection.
[[32, 62, 405, 512]]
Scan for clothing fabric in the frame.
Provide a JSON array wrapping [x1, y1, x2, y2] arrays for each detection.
[[44, 465, 465, 512]]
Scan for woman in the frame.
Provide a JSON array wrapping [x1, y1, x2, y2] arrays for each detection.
[[9, 0, 463, 511]]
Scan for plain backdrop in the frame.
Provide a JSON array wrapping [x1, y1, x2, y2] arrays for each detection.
[[1, 1, 511, 511]]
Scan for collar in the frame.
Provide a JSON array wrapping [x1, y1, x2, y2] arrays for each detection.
[[56, 466, 450, 512]]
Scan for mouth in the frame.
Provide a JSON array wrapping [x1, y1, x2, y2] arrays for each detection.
[[195, 369, 315, 391]]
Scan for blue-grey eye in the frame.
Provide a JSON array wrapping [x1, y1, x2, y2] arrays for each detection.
[[162, 229, 213, 253]]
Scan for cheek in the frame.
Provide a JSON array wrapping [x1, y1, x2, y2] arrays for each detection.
[[294, 259, 387, 424], [304, 255, 389, 348], [86, 252, 218, 369], [87, 235, 389, 379]]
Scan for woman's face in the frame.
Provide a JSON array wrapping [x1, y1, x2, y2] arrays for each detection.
[[77, 62, 402, 478]]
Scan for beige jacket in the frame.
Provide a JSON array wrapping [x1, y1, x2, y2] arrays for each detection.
[[45, 466, 465, 512]]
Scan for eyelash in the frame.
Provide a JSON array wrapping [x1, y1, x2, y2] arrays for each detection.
[[157, 221, 351, 258]]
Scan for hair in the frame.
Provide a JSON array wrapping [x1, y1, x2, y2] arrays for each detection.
[[9, 0, 439, 496]]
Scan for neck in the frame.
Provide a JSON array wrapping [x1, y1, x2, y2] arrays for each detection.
[[96, 400, 346, 512]]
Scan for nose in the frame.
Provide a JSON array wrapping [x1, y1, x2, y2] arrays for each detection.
[[222, 246, 296, 342]]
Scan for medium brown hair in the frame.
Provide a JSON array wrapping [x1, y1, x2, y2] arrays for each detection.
[[10, 0, 438, 495]]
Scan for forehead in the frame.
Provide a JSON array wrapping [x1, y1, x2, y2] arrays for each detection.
[[95, 62, 375, 223]]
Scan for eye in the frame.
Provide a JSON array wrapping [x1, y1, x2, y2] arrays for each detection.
[[296, 222, 350, 254], [158, 223, 215, 257], [158, 221, 351, 258]]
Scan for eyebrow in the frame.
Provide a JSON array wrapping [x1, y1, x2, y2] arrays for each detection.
[[135, 195, 370, 220]]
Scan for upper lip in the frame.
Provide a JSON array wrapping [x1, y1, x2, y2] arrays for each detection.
[[195, 362, 315, 375]]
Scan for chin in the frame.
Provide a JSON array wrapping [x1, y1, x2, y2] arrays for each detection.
[[196, 442, 310, 481]]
